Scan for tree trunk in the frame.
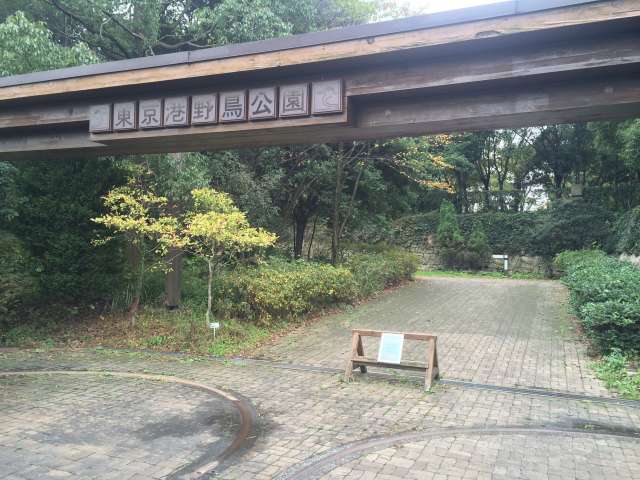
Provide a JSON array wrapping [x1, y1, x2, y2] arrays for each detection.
[[307, 214, 318, 260], [293, 214, 308, 259], [497, 178, 506, 211], [206, 260, 213, 325], [164, 248, 183, 310], [127, 246, 144, 328], [331, 145, 344, 265]]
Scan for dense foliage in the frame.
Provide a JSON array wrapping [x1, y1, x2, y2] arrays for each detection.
[[593, 350, 640, 400], [556, 250, 640, 354], [465, 223, 491, 269], [531, 200, 614, 257], [1, 1, 640, 340], [0, 233, 35, 316], [391, 199, 623, 259], [0, 11, 96, 76], [614, 206, 640, 255], [435, 200, 464, 266], [212, 249, 419, 323]]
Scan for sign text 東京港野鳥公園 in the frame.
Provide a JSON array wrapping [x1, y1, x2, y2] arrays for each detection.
[[89, 80, 343, 133]]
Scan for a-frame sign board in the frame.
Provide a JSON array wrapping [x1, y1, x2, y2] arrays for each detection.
[[344, 329, 440, 390]]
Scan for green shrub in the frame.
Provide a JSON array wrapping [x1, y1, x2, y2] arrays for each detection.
[[209, 249, 418, 324], [615, 206, 640, 255], [532, 200, 614, 257], [593, 350, 640, 400], [464, 223, 491, 270], [346, 248, 419, 297], [391, 210, 547, 255], [555, 250, 640, 354], [436, 200, 464, 266], [391, 202, 617, 259], [239, 260, 357, 323], [0, 232, 36, 316]]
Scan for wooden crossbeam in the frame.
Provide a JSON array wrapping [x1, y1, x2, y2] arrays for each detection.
[[1, 0, 639, 157]]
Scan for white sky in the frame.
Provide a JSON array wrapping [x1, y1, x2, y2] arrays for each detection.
[[394, 0, 503, 14]]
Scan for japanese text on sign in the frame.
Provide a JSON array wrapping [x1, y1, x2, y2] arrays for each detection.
[[90, 80, 343, 133]]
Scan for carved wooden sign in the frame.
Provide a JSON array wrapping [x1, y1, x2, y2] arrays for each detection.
[[89, 79, 343, 133]]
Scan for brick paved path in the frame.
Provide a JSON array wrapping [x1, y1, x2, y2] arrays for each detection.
[[1, 348, 639, 479], [316, 431, 640, 480], [1, 278, 638, 479], [0, 371, 240, 480], [256, 278, 608, 397]]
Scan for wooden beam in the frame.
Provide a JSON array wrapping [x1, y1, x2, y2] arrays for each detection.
[[345, 33, 640, 98], [1, 71, 639, 159], [0, 0, 637, 103], [0, 103, 90, 130], [354, 75, 640, 136], [3, 33, 638, 132]]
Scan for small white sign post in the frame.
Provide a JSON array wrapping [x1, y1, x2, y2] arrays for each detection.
[[209, 322, 220, 339], [492, 254, 509, 272]]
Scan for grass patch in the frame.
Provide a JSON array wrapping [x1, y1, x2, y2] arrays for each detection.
[[0, 303, 281, 357], [415, 270, 544, 280], [592, 351, 640, 400]]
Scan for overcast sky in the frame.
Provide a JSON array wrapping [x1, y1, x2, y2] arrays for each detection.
[[396, 0, 503, 14]]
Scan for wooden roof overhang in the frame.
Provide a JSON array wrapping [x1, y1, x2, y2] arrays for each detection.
[[1, 0, 639, 159]]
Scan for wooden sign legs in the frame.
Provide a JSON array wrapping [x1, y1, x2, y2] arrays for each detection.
[[425, 337, 439, 390], [344, 329, 440, 390]]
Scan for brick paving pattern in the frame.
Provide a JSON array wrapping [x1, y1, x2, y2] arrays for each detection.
[[0, 371, 239, 480], [1, 277, 639, 479], [318, 432, 640, 480], [256, 278, 608, 396]]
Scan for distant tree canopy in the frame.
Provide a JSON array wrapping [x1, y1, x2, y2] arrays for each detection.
[[0, 0, 376, 59], [0, 0, 639, 316], [0, 11, 96, 75]]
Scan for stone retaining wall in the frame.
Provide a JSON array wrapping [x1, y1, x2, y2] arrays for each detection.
[[410, 246, 552, 276], [620, 253, 640, 267]]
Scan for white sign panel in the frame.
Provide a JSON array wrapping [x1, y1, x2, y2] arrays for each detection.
[[139, 99, 162, 129], [279, 83, 309, 117], [191, 94, 218, 125], [249, 87, 277, 120], [113, 101, 137, 131], [89, 104, 112, 133], [220, 90, 247, 122], [312, 80, 343, 114], [377, 333, 404, 364]]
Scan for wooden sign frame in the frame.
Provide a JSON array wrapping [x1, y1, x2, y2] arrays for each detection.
[[344, 329, 439, 390]]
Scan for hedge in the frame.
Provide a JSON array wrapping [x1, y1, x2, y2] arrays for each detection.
[[390, 200, 620, 258], [0, 232, 35, 316], [615, 206, 640, 255], [555, 250, 640, 354], [390, 211, 546, 255], [211, 249, 420, 323]]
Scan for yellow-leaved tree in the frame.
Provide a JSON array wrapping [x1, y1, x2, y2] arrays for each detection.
[[93, 180, 177, 327], [178, 188, 277, 325]]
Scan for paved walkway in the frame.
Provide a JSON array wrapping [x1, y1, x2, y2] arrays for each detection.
[[0, 371, 241, 480], [315, 431, 640, 480], [256, 278, 608, 396], [1, 277, 639, 479]]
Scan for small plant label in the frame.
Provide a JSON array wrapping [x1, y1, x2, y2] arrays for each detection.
[[209, 322, 220, 329]]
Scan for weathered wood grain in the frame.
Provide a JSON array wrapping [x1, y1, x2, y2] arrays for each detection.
[[0, 0, 637, 103]]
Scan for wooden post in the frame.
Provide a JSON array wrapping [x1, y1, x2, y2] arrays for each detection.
[[425, 337, 438, 391], [344, 331, 360, 381], [356, 334, 367, 373]]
